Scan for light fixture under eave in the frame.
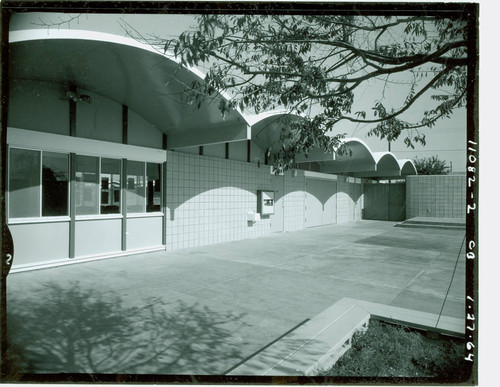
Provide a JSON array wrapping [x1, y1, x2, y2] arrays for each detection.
[[66, 91, 92, 104]]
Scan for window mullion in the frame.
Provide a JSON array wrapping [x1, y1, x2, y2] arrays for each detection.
[[69, 153, 76, 259], [144, 162, 147, 212], [121, 158, 127, 251], [98, 157, 102, 214], [67, 155, 70, 216], [161, 163, 165, 211], [39, 150, 42, 218], [119, 159, 123, 213]]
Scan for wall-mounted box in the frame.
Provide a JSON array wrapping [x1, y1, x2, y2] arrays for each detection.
[[247, 211, 261, 223], [257, 190, 275, 215]]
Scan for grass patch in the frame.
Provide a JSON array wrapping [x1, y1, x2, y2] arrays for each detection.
[[319, 320, 468, 380]]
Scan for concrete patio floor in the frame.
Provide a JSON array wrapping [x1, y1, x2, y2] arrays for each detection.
[[6, 220, 466, 376]]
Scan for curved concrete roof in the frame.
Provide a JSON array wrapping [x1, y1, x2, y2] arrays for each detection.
[[352, 153, 417, 178], [244, 110, 294, 127], [398, 159, 418, 176], [352, 152, 400, 178], [374, 152, 400, 172], [246, 111, 304, 151], [316, 138, 373, 174], [9, 29, 249, 149], [299, 138, 418, 178], [9, 28, 418, 178]]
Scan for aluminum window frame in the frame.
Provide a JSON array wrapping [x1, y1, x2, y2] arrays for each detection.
[[7, 146, 71, 223], [7, 134, 165, 224]]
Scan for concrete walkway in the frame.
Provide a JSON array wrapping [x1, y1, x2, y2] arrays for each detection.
[[6, 220, 466, 376]]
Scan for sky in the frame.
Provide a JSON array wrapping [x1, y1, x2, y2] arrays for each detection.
[[10, 11, 468, 172]]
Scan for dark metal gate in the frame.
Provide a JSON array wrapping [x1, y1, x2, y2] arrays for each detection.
[[362, 182, 406, 221]]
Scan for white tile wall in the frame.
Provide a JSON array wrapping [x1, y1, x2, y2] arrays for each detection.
[[336, 177, 364, 223], [165, 151, 364, 251], [283, 170, 306, 232], [336, 176, 350, 223], [406, 175, 466, 218], [165, 151, 272, 251]]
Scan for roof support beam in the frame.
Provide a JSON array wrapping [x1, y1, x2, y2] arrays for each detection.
[[318, 161, 376, 174], [295, 149, 335, 163], [69, 85, 76, 137], [167, 122, 250, 149], [352, 170, 402, 178]]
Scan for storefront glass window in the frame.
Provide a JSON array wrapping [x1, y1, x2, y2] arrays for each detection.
[[76, 155, 99, 215], [42, 152, 69, 216], [146, 162, 161, 212], [101, 158, 121, 214], [126, 161, 145, 213], [9, 148, 41, 218], [9, 148, 162, 219]]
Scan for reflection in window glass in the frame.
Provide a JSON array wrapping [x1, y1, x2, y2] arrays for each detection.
[[147, 163, 161, 212], [9, 148, 41, 218], [76, 155, 99, 215], [42, 152, 69, 216], [101, 158, 121, 214], [126, 161, 145, 213]]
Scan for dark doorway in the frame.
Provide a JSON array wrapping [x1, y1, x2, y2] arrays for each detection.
[[363, 182, 406, 221]]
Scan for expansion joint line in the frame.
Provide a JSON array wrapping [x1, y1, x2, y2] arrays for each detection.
[[435, 233, 466, 329], [272, 242, 353, 270]]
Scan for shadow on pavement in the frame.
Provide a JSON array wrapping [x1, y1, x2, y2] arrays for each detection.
[[6, 281, 246, 377]]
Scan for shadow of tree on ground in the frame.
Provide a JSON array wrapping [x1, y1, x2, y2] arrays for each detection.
[[6, 282, 247, 376]]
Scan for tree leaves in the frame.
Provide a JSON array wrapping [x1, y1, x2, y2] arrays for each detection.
[[413, 155, 450, 175], [164, 14, 469, 170]]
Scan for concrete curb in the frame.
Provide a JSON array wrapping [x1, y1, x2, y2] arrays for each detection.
[[228, 298, 369, 376], [228, 297, 465, 376]]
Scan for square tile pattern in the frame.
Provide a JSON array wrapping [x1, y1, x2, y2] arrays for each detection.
[[165, 152, 365, 251], [406, 175, 465, 218]]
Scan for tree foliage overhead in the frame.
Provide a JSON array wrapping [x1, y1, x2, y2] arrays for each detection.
[[160, 13, 469, 169], [413, 155, 451, 175]]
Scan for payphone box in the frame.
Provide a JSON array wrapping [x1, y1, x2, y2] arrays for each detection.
[[257, 190, 275, 215]]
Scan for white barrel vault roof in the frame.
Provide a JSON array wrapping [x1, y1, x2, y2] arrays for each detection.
[[10, 28, 417, 178]]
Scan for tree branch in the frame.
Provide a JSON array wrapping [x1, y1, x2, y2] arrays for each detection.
[[334, 66, 456, 125]]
